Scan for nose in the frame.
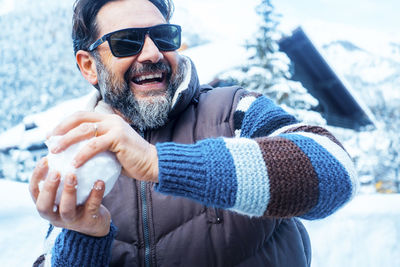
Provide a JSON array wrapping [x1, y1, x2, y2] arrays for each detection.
[[136, 35, 163, 63]]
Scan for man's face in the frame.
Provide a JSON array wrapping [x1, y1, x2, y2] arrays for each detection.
[[93, 0, 183, 130]]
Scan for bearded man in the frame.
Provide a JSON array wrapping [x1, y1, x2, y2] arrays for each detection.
[[30, 0, 358, 266]]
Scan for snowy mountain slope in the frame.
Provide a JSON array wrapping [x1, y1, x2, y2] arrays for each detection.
[[0, 0, 92, 133], [321, 39, 400, 103], [323, 41, 400, 84]]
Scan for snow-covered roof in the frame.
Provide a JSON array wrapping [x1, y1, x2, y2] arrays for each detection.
[[0, 91, 96, 151], [279, 27, 375, 130]]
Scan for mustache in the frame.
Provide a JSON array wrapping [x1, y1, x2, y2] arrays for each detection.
[[124, 61, 172, 81]]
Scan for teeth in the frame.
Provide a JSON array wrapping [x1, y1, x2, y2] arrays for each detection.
[[134, 73, 162, 82]]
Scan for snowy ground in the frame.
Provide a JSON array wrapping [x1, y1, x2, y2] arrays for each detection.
[[0, 180, 48, 267], [303, 194, 400, 267], [1, 179, 399, 267]]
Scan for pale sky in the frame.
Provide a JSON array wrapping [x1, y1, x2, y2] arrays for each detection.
[[273, 0, 399, 35]]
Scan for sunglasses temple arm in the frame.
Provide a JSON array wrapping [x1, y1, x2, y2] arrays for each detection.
[[88, 36, 107, 51]]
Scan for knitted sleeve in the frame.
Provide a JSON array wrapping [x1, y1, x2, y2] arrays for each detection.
[[50, 223, 116, 267], [155, 92, 358, 219]]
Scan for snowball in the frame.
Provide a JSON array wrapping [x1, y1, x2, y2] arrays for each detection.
[[45, 135, 121, 205]]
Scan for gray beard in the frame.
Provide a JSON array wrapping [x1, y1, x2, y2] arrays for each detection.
[[95, 56, 185, 132]]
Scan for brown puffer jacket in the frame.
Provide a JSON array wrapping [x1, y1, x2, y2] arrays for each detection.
[[102, 62, 311, 267]]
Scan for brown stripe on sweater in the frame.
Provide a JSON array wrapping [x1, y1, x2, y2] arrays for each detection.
[[255, 136, 320, 218], [239, 91, 262, 100], [32, 254, 45, 267], [282, 125, 345, 151]]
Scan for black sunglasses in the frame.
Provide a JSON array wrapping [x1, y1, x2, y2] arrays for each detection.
[[88, 24, 181, 57]]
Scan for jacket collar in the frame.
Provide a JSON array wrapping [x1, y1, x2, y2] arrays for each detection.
[[168, 56, 200, 118]]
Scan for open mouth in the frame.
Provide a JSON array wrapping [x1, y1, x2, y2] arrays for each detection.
[[132, 72, 165, 85]]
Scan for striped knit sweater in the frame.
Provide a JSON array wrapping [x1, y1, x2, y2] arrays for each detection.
[[155, 91, 358, 219], [46, 91, 357, 267]]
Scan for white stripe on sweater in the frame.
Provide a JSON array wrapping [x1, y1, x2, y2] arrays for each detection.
[[43, 226, 62, 267], [224, 138, 270, 217], [236, 95, 257, 113], [269, 123, 307, 137], [234, 129, 241, 138]]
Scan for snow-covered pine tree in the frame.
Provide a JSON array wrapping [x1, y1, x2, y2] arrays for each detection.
[[336, 85, 400, 194], [220, 0, 325, 125]]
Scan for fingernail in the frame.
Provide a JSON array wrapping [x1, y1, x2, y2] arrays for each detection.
[[93, 180, 103, 191], [40, 158, 48, 167], [66, 174, 76, 186], [51, 145, 60, 153], [46, 131, 53, 139], [71, 159, 78, 168], [48, 171, 59, 181]]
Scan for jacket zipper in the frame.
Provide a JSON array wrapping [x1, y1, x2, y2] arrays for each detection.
[[141, 181, 151, 267], [140, 130, 152, 267], [215, 208, 222, 224]]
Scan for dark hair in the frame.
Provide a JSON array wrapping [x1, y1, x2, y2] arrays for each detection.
[[72, 0, 174, 55]]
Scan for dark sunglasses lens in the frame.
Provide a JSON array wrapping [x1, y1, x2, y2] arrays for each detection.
[[109, 30, 143, 56], [151, 25, 181, 51]]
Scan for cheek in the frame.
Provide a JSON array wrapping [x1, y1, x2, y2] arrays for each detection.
[[164, 52, 180, 73], [108, 57, 137, 80], [100, 49, 136, 73], [103, 53, 114, 66]]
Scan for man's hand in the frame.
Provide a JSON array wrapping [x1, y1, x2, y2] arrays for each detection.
[[29, 158, 111, 237], [48, 111, 159, 182]]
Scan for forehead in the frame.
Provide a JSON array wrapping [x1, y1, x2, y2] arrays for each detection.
[[96, 0, 167, 36]]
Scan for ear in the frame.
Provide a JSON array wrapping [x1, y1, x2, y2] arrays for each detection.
[[76, 50, 98, 85]]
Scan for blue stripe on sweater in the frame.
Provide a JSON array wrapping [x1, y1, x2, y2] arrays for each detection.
[[156, 139, 237, 208], [240, 96, 298, 138], [280, 134, 353, 219], [156, 139, 238, 208], [202, 138, 238, 208]]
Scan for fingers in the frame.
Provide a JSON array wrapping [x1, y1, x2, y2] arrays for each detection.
[[73, 135, 111, 168], [36, 171, 61, 221], [83, 180, 112, 237], [58, 174, 78, 222], [51, 122, 103, 154], [49, 111, 105, 137], [85, 180, 105, 218], [29, 157, 48, 202], [32, 162, 111, 237]]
